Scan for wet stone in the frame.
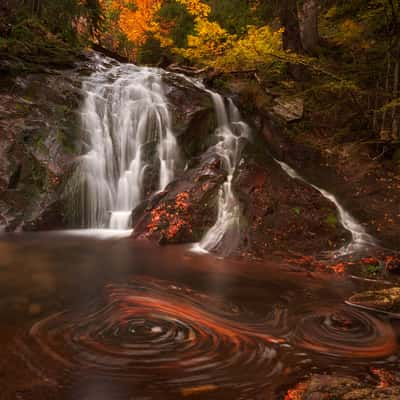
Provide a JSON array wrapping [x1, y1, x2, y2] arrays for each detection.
[[288, 375, 400, 400], [347, 287, 400, 316]]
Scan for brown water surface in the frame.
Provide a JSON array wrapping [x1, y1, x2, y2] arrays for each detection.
[[0, 232, 399, 399]]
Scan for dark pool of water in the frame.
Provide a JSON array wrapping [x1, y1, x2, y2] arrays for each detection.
[[0, 232, 399, 399]]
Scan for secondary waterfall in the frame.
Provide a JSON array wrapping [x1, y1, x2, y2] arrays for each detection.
[[275, 159, 376, 254], [196, 93, 250, 255], [74, 59, 180, 229]]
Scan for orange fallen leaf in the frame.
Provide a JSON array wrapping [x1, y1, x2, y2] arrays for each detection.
[[181, 384, 219, 396], [284, 381, 308, 400]]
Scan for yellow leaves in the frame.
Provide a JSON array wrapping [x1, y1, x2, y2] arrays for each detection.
[[176, 19, 233, 62], [108, 0, 123, 11], [218, 25, 283, 71], [169, 0, 216, 57], [175, 0, 210, 19], [331, 18, 376, 53], [338, 19, 364, 43], [175, 22, 283, 73], [100, 0, 283, 72], [325, 5, 338, 19], [156, 34, 174, 48]]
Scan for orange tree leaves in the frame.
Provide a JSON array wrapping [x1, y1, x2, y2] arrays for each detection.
[[99, 0, 285, 71], [146, 192, 193, 241], [108, 0, 208, 47], [113, 0, 163, 45]]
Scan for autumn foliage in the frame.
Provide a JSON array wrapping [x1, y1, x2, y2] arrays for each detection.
[[118, 0, 162, 45], [97, 0, 284, 70], [146, 192, 193, 242]]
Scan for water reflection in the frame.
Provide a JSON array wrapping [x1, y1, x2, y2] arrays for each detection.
[[0, 232, 398, 399]]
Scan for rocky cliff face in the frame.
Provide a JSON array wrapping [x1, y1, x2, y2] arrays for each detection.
[[0, 53, 349, 257], [0, 55, 94, 231]]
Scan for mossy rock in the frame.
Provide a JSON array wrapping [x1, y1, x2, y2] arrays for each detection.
[[346, 287, 400, 316]]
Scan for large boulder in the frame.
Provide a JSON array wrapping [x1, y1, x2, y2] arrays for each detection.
[[272, 97, 304, 122], [132, 150, 225, 244]]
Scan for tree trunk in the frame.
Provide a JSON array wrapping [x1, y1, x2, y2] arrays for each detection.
[[298, 0, 319, 54], [391, 42, 400, 139], [281, 0, 303, 54], [381, 53, 391, 139], [280, 0, 305, 80]]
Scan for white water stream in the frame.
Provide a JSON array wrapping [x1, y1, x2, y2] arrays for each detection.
[[73, 58, 179, 229], [194, 93, 250, 255], [275, 159, 376, 255]]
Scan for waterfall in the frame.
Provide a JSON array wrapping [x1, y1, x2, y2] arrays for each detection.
[[72, 56, 371, 256], [275, 159, 376, 254], [195, 93, 250, 255], [74, 59, 180, 229]]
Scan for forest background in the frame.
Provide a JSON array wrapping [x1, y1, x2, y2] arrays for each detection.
[[1, 0, 399, 155]]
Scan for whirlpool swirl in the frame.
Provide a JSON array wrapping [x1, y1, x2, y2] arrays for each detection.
[[29, 278, 286, 392], [290, 307, 397, 358]]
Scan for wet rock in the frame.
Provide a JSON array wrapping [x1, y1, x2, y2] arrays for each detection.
[[162, 73, 216, 158], [235, 141, 350, 257], [287, 374, 400, 400], [347, 287, 400, 316], [0, 55, 92, 231], [272, 97, 304, 122], [303, 375, 361, 399], [22, 199, 67, 231], [132, 151, 225, 244], [132, 131, 350, 256]]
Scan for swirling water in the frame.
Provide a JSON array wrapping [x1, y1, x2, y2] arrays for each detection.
[[0, 233, 399, 399]]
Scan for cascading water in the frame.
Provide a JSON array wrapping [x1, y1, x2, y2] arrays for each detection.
[[74, 58, 180, 229], [195, 93, 250, 255], [72, 56, 370, 256], [275, 159, 376, 254]]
